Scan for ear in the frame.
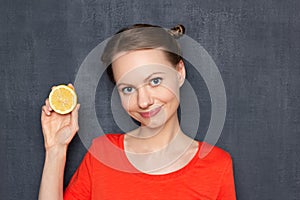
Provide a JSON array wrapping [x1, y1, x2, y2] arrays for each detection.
[[176, 60, 186, 87]]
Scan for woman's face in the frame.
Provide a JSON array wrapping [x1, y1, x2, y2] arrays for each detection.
[[112, 49, 185, 128]]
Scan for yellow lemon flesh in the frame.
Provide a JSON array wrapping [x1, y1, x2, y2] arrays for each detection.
[[49, 85, 77, 114]]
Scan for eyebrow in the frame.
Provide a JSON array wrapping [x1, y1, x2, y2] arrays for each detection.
[[117, 72, 166, 87]]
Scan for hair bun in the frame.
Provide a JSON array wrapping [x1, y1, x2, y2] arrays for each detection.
[[168, 24, 185, 39]]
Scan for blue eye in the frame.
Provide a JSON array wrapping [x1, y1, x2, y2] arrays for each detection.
[[150, 78, 162, 86], [122, 87, 135, 94]]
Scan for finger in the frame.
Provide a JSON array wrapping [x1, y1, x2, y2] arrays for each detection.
[[41, 110, 46, 123], [70, 104, 80, 134], [68, 83, 75, 90], [45, 99, 52, 111], [51, 85, 56, 90], [42, 105, 51, 115], [41, 108, 46, 119]]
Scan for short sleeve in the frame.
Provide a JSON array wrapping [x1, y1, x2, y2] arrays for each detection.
[[63, 150, 93, 200], [216, 157, 236, 200]]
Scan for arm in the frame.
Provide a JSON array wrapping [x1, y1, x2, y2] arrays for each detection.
[[39, 146, 68, 200], [38, 84, 80, 200]]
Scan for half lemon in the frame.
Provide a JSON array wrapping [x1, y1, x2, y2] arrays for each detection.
[[49, 84, 77, 114]]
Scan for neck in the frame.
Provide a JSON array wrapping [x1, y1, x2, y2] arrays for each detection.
[[124, 113, 198, 173]]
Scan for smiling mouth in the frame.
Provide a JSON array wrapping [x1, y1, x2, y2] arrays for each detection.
[[139, 106, 162, 118]]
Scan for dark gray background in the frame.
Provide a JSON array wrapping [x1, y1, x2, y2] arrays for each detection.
[[1, 0, 300, 199]]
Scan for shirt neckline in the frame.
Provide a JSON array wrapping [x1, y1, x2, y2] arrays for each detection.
[[118, 133, 201, 180]]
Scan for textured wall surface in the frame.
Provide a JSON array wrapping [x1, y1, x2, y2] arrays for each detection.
[[1, 0, 300, 199]]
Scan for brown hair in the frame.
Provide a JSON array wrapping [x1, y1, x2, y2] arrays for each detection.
[[101, 24, 185, 83]]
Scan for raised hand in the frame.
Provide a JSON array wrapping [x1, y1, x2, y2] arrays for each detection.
[[41, 83, 80, 151]]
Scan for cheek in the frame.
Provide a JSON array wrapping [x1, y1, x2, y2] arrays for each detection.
[[161, 90, 177, 102], [120, 94, 137, 111], [159, 83, 180, 102]]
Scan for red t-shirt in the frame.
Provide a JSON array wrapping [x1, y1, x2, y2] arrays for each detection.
[[64, 134, 236, 200]]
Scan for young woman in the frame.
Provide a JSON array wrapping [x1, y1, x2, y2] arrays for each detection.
[[39, 24, 236, 199]]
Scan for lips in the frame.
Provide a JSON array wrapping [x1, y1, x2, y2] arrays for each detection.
[[139, 106, 162, 118]]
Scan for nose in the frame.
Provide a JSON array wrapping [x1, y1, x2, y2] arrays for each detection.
[[137, 86, 154, 109]]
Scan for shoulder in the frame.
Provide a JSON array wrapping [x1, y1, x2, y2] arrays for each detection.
[[88, 133, 129, 168], [91, 133, 123, 147], [196, 141, 232, 167], [188, 141, 233, 182], [88, 133, 124, 158]]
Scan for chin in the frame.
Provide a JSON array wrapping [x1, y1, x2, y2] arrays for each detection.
[[142, 122, 164, 129], [140, 117, 168, 129]]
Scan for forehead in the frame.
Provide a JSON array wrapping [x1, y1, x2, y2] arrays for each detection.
[[111, 49, 174, 82]]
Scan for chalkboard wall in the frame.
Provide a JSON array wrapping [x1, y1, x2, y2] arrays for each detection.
[[1, 0, 300, 199]]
